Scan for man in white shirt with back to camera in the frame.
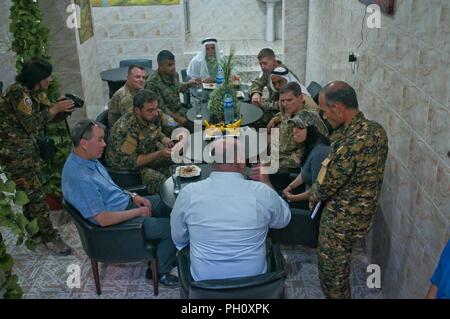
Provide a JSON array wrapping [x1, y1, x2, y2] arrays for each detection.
[[170, 138, 291, 281]]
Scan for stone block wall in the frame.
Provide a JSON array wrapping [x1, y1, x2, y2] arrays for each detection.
[[185, 0, 282, 43], [0, 0, 15, 90], [284, 0, 308, 83], [92, 5, 185, 73], [305, 0, 450, 298]]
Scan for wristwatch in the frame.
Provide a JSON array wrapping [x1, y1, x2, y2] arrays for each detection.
[[125, 190, 138, 198]]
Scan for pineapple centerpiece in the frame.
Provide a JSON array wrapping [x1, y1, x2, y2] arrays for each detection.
[[207, 48, 240, 123]]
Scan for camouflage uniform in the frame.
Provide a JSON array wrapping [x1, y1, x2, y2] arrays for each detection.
[[308, 112, 388, 299], [106, 111, 171, 194], [275, 108, 329, 169], [145, 70, 188, 118], [0, 83, 58, 243], [107, 83, 140, 128], [250, 61, 300, 126], [108, 83, 176, 136]]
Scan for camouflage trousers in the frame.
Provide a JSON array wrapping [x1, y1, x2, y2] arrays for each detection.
[[317, 208, 369, 299], [141, 163, 171, 195], [3, 164, 57, 244]]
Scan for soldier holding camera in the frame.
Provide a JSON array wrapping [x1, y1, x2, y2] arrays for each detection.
[[0, 58, 75, 255]]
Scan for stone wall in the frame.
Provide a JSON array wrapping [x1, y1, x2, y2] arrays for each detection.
[[306, 0, 450, 298], [185, 0, 282, 43], [92, 5, 185, 73], [40, 0, 105, 123], [284, 0, 308, 83], [0, 0, 16, 90]]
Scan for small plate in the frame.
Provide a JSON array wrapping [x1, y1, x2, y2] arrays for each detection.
[[202, 83, 216, 90], [176, 165, 201, 178]]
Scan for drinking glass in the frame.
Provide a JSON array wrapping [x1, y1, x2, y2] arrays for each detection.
[[170, 165, 181, 194], [195, 89, 203, 118]]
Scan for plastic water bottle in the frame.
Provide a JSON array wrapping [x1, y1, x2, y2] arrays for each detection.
[[223, 92, 234, 124], [216, 66, 224, 87], [167, 114, 177, 127]]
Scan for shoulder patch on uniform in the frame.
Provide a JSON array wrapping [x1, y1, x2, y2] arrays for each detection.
[[120, 134, 137, 155], [17, 94, 33, 115], [38, 92, 51, 107], [317, 157, 331, 184]]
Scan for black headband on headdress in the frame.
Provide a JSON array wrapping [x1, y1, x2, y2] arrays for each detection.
[[271, 67, 289, 76], [202, 38, 218, 44]]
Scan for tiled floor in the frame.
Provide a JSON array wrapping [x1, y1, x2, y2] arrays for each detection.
[[2, 210, 382, 299]]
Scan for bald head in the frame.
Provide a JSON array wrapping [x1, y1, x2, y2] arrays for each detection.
[[211, 138, 245, 173], [320, 81, 358, 109]]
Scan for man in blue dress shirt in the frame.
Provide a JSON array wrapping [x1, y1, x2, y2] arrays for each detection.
[[426, 239, 450, 299], [171, 138, 291, 281], [62, 119, 178, 287]]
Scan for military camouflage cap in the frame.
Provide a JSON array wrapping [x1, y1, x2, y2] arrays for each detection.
[[288, 110, 320, 128]]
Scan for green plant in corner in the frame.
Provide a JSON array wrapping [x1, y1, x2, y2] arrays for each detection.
[[10, 0, 72, 197], [207, 48, 240, 123], [0, 167, 39, 299]]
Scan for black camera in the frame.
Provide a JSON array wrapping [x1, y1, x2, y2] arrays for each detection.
[[64, 93, 84, 108]]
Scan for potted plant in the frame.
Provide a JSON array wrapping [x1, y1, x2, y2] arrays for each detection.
[[207, 49, 240, 123], [0, 167, 39, 299]]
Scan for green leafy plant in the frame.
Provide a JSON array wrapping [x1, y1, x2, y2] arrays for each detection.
[[207, 48, 240, 122], [10, 0, 72, 197], [0, 167, 39, 299]]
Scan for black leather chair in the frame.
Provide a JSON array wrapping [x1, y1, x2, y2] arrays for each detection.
[[119, 59, 152, 69], [95, 110, 148, 195], [95, 110, 110, 166], [306, 81, 322, 104], [269, 207, 323, 248], [64, 200, 159, 295], [306, 81, 333, 134], [106, 168, 148, 196], [177, 241, 286, 299]]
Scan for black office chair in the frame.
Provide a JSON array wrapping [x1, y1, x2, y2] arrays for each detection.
[[306, 81, 322, 104], [119, 59, 152, 69], [177, 241, 287, 299], [64, 200, 159, 295]]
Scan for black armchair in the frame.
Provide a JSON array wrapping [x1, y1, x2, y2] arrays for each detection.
[[64, 200, 159, 295], [177, 242, 286, 299], [306, 81, 322, 104], [119, 59, 152, 69], [95, 110, 148, 195], [106, 167, 148, 195], [269, 207, 323, 248]]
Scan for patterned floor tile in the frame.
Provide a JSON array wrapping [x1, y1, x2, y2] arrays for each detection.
[[2, 221, 384, 299]]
